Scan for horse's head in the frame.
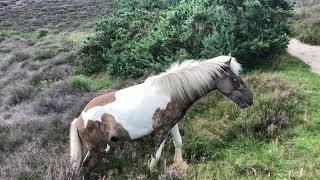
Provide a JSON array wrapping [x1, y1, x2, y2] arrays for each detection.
[[215, 58, 253, 109]]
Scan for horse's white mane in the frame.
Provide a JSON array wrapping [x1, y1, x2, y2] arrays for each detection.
[[145, 56, 242, 104]]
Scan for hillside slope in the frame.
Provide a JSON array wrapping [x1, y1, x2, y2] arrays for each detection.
[[0, 0, 115, 32]]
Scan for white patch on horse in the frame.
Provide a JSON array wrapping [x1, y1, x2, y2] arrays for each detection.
[[81, 83, 171, 139]]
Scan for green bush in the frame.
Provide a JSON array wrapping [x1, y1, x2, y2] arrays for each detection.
[[37, 28, 49, 38], [69, 75, 91, 92], [35, 50, 55, 60], [78, 0, 292, 78], [297, 23, 320, 45]]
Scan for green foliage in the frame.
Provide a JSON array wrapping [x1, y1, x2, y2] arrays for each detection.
[[0, 31, 38, 39], [0, 31, 21, 38], [0, 45, 14, 53], [16, 172, 39, 180], [90, 74, 113, 91], [35, 50, 55, 60], [78, 0, 292, 78], [37, 28, 49, 38], [69, 75, 91, 92], [295, 23, 320, 45], [38, 80, 51, 89]]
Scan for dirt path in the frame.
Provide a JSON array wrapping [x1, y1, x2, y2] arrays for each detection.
[[287, 39, 320, 74]]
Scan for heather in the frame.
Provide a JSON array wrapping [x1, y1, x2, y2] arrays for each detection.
[[291, 0, 320, 45]]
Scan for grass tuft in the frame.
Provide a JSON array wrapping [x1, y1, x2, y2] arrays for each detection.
[[36, 28, 49, 38], [35, 50, 55, 60], [69, 75, 91, 92], [0, 44, 14, 53]]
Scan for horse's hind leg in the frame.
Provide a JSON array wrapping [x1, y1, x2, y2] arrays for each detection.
[[80, 121, 110, 171], [82, 148, 105, 170], [149, 138, 166, 170]]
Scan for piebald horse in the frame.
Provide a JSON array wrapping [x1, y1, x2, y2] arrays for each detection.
[[70, 56, 253, 172]]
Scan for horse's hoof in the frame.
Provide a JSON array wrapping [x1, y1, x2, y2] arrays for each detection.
[[163, 161, 189, 178]]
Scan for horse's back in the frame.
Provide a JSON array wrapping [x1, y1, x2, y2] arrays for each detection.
[[83, 91, 117, 112]]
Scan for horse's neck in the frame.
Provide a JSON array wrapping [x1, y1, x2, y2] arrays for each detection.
[[182, 81, 217, 110]]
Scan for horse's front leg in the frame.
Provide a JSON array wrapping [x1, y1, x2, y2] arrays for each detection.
[[169, 124, 183, 162]]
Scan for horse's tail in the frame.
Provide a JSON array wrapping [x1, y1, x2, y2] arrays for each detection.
[[70, 118, 82, 170]]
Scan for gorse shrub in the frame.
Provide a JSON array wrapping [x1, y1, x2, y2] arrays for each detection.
[[78, 0, 292, 78]]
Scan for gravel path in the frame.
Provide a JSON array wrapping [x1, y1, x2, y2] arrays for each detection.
[[287, 39, 320, 74]]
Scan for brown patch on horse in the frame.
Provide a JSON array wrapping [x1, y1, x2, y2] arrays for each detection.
[[101, 113, 130, 140], [76, 113, 130, 152], [80, 120, 109, 152], [75, 113, 130, 169], [152, 100, 187, 156], [75, 116, 107, 152], [77, 117, 109, 169], [153, 100, 187, 132], [83, 91, 117, 112]]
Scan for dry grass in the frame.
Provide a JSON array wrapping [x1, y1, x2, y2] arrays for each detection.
[[4, 81, 35, 105], [292, 0, 320, 44]]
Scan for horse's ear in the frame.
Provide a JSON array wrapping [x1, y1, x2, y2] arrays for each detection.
[[225, 57, 232, 66]]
